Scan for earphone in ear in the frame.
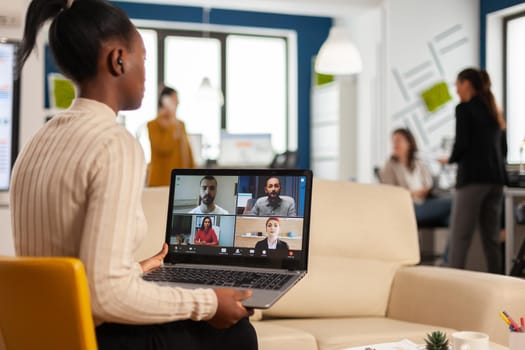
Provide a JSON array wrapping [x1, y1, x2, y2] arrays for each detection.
[[117, 57, 123, 65]]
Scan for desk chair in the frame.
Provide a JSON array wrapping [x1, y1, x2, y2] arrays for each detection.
[[0, 257, 97, 350]]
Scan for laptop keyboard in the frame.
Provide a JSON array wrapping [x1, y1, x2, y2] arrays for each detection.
[[143, 267, 293, 290]]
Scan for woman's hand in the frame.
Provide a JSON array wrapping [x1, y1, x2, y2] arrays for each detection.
[[208, 289, 253, 329], [139, 243, 169, 273], [411, 188, 430, 201]]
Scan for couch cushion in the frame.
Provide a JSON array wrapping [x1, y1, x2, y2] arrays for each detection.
[[388, 266, 525, 347], [135, 186, 169, 261], [252, 321, 318, 350], [263, 256, 400, 318], [309, 180, 420, 264], [264, 317, 457, 350]]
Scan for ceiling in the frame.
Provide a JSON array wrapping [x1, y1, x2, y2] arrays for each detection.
[[114, 0, 382, 17]]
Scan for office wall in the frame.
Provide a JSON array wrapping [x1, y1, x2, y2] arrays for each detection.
[[347, 0, 478, 183], [384, 0, 478, 166]]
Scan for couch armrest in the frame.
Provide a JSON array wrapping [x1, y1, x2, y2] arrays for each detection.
[[387, 266, 525, 346]]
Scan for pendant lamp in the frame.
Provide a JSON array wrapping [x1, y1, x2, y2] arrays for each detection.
[[196, 76, 224, 107], [195, 7, 224, 108], [315, 26, 363, 75]]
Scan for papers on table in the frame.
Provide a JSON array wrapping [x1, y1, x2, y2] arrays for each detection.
[[342, 339, 421, 350]]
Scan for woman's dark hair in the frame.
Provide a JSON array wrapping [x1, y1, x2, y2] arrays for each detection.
[[457, 68, 506, 129], [391, 128, 418, 170], [18, 0, 134, 83], [158, 86, 177, 109], [200, 216, 212, 231]]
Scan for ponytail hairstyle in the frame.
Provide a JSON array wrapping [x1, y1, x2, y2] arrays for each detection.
[[479, 69, 506, 129], [18, 0, 135, 83], [457, 68, 506, 130]]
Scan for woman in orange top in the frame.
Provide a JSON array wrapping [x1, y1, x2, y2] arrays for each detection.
[[147, 86, 195, 186], [194, 216, 218, 245]]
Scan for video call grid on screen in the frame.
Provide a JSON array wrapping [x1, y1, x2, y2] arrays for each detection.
[[168, 174, 308, 259]]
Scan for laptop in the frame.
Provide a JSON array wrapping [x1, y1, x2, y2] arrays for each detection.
[[143, 168, 313, 309]]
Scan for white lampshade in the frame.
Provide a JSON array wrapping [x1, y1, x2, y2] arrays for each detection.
[[315, 27, 363, 75], [196, 77, 224, 107]]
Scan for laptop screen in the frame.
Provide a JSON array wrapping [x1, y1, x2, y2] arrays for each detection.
[[164, 169, 312, 270]]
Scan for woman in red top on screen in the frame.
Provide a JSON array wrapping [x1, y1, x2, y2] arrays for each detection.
[[194, 216, 218, 245]]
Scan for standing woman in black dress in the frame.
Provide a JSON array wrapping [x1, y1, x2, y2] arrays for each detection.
[[446, 68, 507, 273]]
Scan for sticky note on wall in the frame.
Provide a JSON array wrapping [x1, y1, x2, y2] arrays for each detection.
[[48, 73, 76, 110], [421, 81, 452, 112]]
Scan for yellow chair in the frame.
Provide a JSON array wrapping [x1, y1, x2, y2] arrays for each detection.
[[0, 257, 98, 350]]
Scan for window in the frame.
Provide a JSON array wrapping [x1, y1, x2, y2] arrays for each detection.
[[505, 12, 525, 164], [164, 36, 222, 160], [127, 22, 294, 164], [226, 35, 287, 154]]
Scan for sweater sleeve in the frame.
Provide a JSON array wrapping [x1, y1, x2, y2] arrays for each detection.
[[79, 129, 217, 325], [419, 160, 434, 190], [449, 104, 470, 164], [379, 160, 398, 185]]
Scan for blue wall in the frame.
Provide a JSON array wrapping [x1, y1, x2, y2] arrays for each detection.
[[113, 2, 332, 169], [480, 0, 525, 67]]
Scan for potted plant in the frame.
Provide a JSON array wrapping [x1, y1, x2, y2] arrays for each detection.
[[424, 330, 449, 350]]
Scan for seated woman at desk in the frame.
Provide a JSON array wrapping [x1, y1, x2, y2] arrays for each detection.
[[255, 217, 289, 254], [380, 128, 451, 227], [194, 216, 218, 245]]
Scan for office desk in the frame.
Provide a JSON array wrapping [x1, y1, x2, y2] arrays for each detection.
[[505, 187, 525, 275]]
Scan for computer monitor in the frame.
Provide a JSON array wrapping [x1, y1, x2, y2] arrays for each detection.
[[0, 39, 21, 196], [217, 132, 274, 167], [187, 133, 204, 166]]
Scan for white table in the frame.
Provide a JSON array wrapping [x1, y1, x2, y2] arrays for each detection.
[[504, 187, 525, 275], [340, 340, 508, 350]]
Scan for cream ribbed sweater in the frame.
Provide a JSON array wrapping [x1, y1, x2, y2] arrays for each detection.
[[10, 98, 217, 326]]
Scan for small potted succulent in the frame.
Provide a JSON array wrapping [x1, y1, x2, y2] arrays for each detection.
[[424, 330, 449, 350]]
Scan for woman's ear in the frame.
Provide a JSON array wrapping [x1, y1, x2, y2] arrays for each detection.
[[107, 48, 125, 76]]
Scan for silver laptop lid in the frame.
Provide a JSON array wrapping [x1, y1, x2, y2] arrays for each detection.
[[163, 168, 313, 271]]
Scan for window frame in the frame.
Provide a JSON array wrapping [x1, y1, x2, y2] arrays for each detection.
[[503, 10, 525, 164], [133, 19, 296, 153]]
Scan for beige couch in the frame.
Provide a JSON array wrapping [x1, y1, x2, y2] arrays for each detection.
[[138, 179, 525, 350]]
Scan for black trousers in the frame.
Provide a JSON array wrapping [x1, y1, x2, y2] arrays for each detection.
[[448, 184, 503, 273], [96, 318, 258, 350]]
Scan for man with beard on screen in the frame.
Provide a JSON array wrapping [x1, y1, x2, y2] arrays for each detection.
[[190, 175, 229, 214], [250, 176, 297, 216]]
